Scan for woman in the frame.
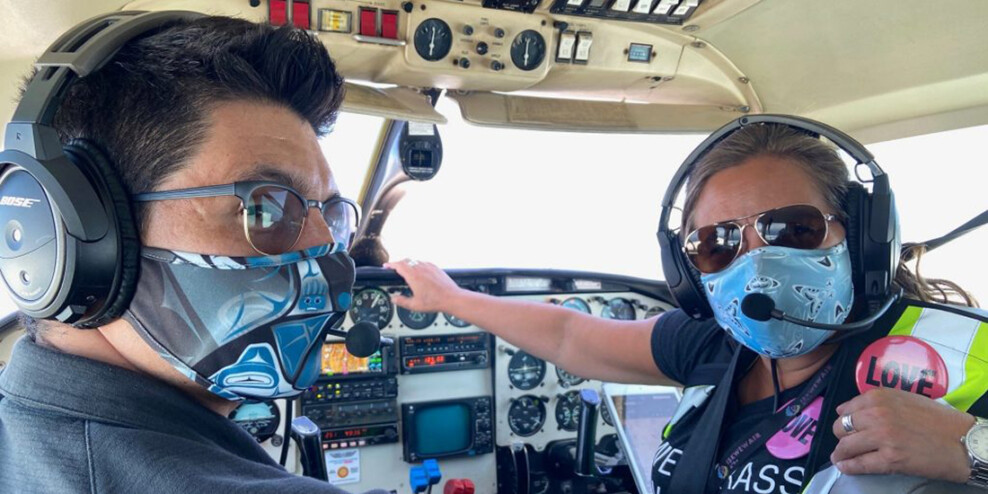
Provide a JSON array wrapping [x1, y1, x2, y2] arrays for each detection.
[[386, 118, 986, 493]]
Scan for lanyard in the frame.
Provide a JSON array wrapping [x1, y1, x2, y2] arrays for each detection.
[[713, 360, 836, 482]]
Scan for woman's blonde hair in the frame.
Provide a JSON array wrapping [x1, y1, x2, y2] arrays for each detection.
[[683, 123, 978, 308]]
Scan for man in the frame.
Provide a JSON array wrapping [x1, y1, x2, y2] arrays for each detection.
[[0, 15, 387, 494]]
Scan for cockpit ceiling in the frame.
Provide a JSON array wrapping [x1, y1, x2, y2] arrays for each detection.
[[1, 0, 986, 141]]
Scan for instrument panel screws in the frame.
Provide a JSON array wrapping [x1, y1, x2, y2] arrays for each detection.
[[738, 76, 750, 84], [691, 41, 706, 49], [683, 24, 699, 32]]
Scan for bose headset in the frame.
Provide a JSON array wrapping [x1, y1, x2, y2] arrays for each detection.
[[0, 11, 203, 328], [657, 114, 901, 322]]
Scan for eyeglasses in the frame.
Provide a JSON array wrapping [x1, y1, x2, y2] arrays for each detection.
[[133, 181, 360, 255], [684, 204, 840, 274]]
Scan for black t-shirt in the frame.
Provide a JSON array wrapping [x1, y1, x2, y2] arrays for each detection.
[[649, 310, 827, 494]]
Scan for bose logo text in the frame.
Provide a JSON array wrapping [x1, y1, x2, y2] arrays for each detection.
[[0, 196, 41, 208]]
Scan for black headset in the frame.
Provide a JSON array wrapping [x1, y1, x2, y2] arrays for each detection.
[[657, 114, 900, 320], [0, 11, 202, 328]]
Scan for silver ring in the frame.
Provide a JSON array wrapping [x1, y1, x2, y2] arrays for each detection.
[[407, 259, 419, 267], [841, 413, 856, 434]]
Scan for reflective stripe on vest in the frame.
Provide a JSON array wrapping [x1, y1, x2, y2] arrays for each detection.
[[887, 304, 988, 411], [663, 384, 715, 439]]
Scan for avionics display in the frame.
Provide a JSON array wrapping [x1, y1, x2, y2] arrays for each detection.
[[402, 397, 494, 462], [399, 332, 491, 374], [321, 342, 384, 377]]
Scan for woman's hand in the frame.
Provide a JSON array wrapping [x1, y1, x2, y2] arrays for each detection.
[[830, 387, 975, 482], [384, 259, 464, 313]]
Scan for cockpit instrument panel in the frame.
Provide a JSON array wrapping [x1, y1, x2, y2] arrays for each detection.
[[349, 287, 394, 328], [554, 390, 582, 431], [601, 297, 636, 320], [443, 312, 472, 328], [508, 395, 547, 436], [507, 351, 547, 390], [560, 296, 591, 313], [413, 18, 453, 61], [555, 366, 585, 387], [321, 342, 385, 377], [397, 306, 438, 329], [229, 400, 281, 443], [510, 30, 547, 71]]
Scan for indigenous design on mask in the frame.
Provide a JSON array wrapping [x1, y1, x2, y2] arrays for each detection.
[[123, 243, 356, 400], [700, 241, 854, 358]]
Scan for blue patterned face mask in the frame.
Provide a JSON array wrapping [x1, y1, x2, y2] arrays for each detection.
[[700, 241, 854, 358], [122, 243, 355, 400]]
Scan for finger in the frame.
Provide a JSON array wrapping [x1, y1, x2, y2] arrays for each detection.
[[391, 293, 411, 307], [830, 431, 880, 464], [837, 451, 896, 476]]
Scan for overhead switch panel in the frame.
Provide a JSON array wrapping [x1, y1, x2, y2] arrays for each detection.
[[557, 31, 577, 62]]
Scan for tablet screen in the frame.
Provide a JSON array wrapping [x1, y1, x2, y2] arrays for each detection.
[[603, 386, 680, 494]]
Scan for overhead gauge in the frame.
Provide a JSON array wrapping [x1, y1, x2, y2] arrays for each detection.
[[349, 287, 394, 328], [560, 297, 591, 313], [414, 18, 452, 61], [510, 30, 546, 71], [601, 298, 636, 321], [555, 390, 582, 431], [555, 366, 586, 387], [443, 312, 471, 328], [507, 351, 546, 390], [645, 306, 667, 319], [508, 395, 547, 437], [229, 400, 280, 443]]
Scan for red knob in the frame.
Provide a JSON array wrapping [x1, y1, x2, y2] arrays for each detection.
[[443, 479, 475, 494]]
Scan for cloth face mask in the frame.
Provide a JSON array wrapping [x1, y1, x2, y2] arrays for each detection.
[[123, 243, 355, 400], [700, 241, 854, 358]]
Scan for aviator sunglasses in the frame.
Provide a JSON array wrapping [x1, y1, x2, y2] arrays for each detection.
[[133, 181, 360, 255], [684, 204, 840, 274]]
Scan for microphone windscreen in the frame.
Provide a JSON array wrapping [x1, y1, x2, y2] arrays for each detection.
[[345, 321, 382, 357], [741, 293, 776, 322]]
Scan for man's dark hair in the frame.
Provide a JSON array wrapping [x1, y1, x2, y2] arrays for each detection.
[[22, 16, 346, 340]]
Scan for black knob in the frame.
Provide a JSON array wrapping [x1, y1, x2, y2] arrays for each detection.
[[402, 1, 413, 12], [491, 60, 504, 71], [463, 25, 474, 36], [459, 58, 471, 69], [494, 27, 506, 38], [476, 42, 489, 55]]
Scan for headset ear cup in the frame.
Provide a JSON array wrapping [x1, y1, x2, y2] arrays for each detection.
[[659, 231, 712, 319], [63, 139, 140, 327]]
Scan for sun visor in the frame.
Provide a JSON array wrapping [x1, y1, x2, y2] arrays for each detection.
[[341, 84, 446, 125], [447, 92, 746, 133]]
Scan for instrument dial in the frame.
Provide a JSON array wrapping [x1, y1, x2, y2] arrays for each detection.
[[397, 306, 437, 330], [508, 395, 547, 437], [601, 402, 614, 426], [560, 297, 591, 313], [510, 30, 546, 71], [507, 351, 546, 390], [601, 298, 636, 320], [555, 366, 586, 387], [414, 18, 453, 61], [555, 390, 582, 431], [349, 287, 394, 328], [229, 400, 280, 443], [645, 306, 667, 319], [443, 312, 471, 328]]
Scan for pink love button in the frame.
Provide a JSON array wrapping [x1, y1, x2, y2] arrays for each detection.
[[766, 396, 824, 460]]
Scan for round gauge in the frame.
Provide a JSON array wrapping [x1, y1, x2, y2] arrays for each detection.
[[555, 366, 586, 387], [397, 306, 437, 330], [601, 298, 636, 321], [443, 312, 471, 328], [507, 351, 546, 390], [555, 390, 582, 431], [414, 18, 452, 62], [531, 474, 549, 494], [349, 287, 394, 328], [560, 297, 591, 313], [229, 399, 280, 443], [510, 30, 546, 71], [601, 402, 614, 426], [508, 395, 547, 437], [645, 306, 667, 319]]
